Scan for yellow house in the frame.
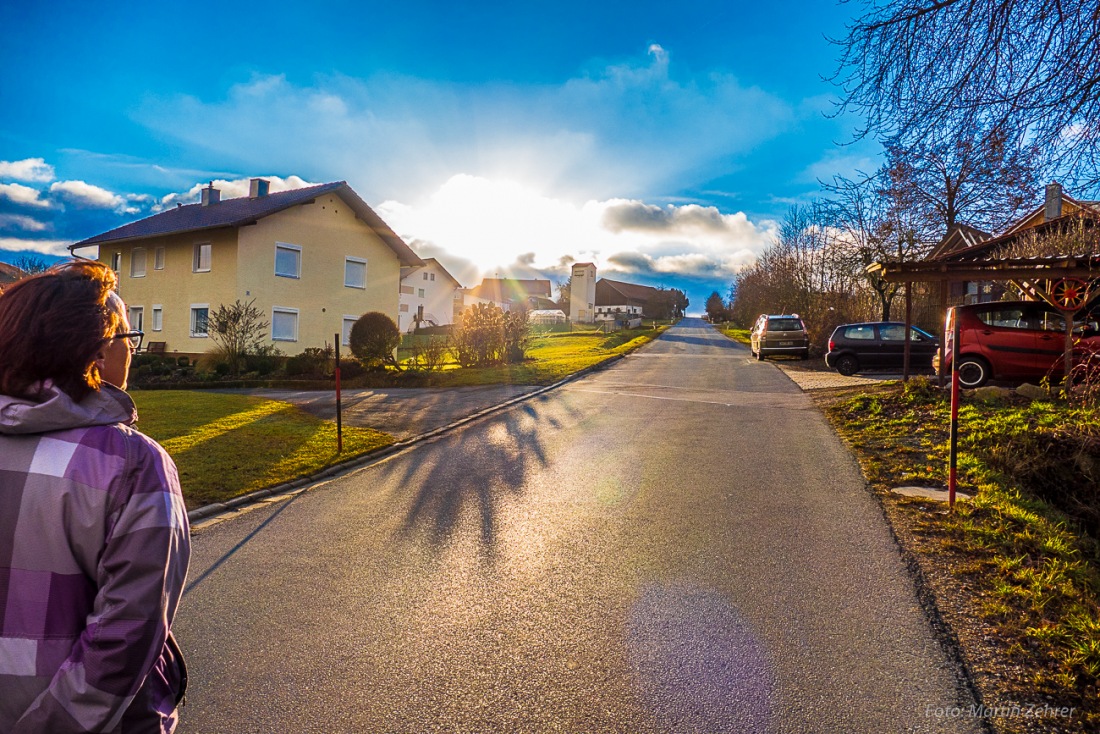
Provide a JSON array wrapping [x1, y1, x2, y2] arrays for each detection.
[[71, 179, 422, 355]]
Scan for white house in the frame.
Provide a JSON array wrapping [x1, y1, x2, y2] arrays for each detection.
[[398, 257, 462, 332]]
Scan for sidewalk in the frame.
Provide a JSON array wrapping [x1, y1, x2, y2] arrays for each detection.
[[211, 384, 542, 440]]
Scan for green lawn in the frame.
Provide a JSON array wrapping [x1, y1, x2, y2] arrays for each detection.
[[133, 391, 394, 509], [352, 324, 669, 388], [823, 379, 1100, 728]]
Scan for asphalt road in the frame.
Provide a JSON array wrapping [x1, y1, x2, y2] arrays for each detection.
[[176, 317, 979, 733]]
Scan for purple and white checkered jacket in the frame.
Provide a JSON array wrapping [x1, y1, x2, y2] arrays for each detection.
[[0, 382, 190, 733]]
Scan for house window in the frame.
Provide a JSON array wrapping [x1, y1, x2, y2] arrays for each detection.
[[342, 316, 357, 346], [275, 243, 301, 279], [193, 243, 211, 272], [152, 305, 163, 332], [190, 305, 209, 337], [430, 273, 435, 281], [128, 306, 144, 332], [131, 248, 147, 278], [110, 252, 121, 272], [154, 247, 165, 270], [400, 285, 414, 295], [344, 257, 367, 289], [423, 272, 429, 280], [399, 304, 409, 313], [272, 307, 299, 341], [418, 288, 425, 298]]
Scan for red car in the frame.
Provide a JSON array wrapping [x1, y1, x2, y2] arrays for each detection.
[[934, 301, 1100, 388]]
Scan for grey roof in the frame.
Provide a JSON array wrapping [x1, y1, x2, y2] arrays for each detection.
[[71, 181, 422, 266]]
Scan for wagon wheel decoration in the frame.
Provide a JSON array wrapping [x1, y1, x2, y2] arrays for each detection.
[[1049, 278, 1089, 311]]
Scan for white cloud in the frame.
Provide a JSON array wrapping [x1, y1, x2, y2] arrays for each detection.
[[377, 174, 776, 285], [156, 175, 318, 210], [0, 182, 51, 208], [0, 214, 50, 232], [0, 158, 55, 183], [0, 237, 71, 256], [134, 46, 794, 204], [49, 180, 124, 208]]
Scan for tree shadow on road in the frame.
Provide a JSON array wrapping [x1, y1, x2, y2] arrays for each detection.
[[654, 333, 740, 348], [372, 392, 573, 562]]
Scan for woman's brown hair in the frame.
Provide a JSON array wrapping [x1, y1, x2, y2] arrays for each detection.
[[0, 259, 121, 401]]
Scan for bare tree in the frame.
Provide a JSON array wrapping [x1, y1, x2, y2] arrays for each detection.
[[833, 0, 1100, 190], [882, 126, 1040, 233], [14, 255, 49, 276], [208, 299, 269, 376]]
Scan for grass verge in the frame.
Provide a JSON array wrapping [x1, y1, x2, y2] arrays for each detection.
[[345, 324, 670, 388], [134, 391, 394, 509], [819, 378, 1099, 732]]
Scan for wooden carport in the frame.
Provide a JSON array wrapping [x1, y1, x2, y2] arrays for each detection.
[[866, 256, 1100, 383]]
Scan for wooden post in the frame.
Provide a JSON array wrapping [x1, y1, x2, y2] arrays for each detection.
[[334, 335, 343, 454], [948, 311, 960, 510], [903, 281, 912, 382]]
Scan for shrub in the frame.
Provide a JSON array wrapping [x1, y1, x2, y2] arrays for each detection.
[[336, 358, 365, 380], [349, 312, 401, 368], [208, 299, 270, 376], [243, 345, 282, 376], [286, 346, 334, 377], [452, 303, 505, 367], [502, 310, 530, 363], [409, 335, 452, 371]]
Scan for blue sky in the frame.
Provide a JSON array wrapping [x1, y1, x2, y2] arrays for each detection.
[[0, 1, 879, 309]]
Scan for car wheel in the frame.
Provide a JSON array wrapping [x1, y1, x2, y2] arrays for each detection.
[[800, 348, 810, 361], [956, 356, 990, 388], [835, 354, 858, 376]]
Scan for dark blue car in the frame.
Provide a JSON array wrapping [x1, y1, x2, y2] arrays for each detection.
[[825, 322, 939, 376]]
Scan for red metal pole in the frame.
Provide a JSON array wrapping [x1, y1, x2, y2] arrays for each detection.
[[948, 310, 959, 509], [334, 335, 343, 454]]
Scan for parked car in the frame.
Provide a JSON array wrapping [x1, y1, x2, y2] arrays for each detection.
[[750, 314, 809, 360], [933, 300, 1100, 388], [825, 322, 939, 376]]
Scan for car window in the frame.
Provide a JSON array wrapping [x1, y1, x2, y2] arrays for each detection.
[[1038, 310, 1067, 332], [976, 307, 1029, 329], [913, 326, 935, 340], [879, 324, 906, 341], [843, 325, 876, 340], [767, 318, 803, 331]]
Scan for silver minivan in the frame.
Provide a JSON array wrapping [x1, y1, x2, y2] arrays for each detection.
[[750, 314, 810, 360]]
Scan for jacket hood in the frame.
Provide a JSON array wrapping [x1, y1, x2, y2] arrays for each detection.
[[0, 381, 138, 435]]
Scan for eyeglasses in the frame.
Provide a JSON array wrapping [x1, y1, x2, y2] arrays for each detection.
[[112, 330, 144, 353]]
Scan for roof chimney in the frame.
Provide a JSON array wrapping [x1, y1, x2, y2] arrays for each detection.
[[249, 178, 270, 198], [201, 181, 221, 207], [1044, 182, 1063, 221]]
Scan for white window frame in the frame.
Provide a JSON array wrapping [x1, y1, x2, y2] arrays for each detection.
[[272, 306, 299, 342], [152, 305, 163, 332], [190, 304, 210, 337], [342, 315, 358, 346], [275, 242, 302, 279], [344, 256, 367, 289], [418, 288, 425, 298], [128, 306, 144, 332], [130, 248, 147, 278], [193, 243, 211, 273], [110, 252, 122, 272], [154, 247, 165, 270]]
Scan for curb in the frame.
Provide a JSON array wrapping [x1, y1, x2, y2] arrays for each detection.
[[186, 352, 628, 524]]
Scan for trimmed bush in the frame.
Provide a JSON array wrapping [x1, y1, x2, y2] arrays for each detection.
[[349, 312, 401, 368]]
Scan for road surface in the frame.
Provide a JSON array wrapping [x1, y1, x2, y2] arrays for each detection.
[[176, 317, 979, 733]]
